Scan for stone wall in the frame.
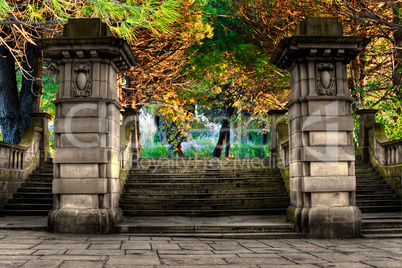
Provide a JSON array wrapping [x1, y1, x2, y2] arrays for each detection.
[[0, 113, 51, 210]]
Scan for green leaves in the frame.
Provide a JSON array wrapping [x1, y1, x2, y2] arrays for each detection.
[[0, 1, 11, 21]]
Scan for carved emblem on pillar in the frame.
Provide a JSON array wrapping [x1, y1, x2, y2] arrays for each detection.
[[316, 63, 335, 95], [72, 64, 92, 97]]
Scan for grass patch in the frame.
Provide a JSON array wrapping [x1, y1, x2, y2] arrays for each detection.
[[141, 137, 269, 158]]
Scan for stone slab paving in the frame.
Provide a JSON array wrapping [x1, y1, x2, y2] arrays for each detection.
[[0, 229, 400, 267]]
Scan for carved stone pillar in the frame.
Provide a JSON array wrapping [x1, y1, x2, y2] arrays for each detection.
[[39, 19, 136, 234], [268, 110, 288, 168], [121, 108, 140, 165], [31, 112, 52, 162], [356, 109, 378, 163], [271, 17, 370, 238]]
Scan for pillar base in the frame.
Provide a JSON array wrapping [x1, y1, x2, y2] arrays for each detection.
[[48, 207, 123, 234], [308, 206, 361, 239], [288, 205, 361, 238]]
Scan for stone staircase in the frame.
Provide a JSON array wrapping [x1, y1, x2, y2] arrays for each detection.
[[356, 162, 401, 213], [1, 158, 400, 238], [120, 158, 289, 217], [2, 159, 53, 216], [356, 162, 402, 238], [118, 157, 303, 238], [361, 213, 402, 239]]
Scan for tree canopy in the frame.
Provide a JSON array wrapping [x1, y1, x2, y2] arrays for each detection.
[[0, 0, 400, 153]]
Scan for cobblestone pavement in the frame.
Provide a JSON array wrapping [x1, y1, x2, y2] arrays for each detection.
[[0, 230, 400, 267]]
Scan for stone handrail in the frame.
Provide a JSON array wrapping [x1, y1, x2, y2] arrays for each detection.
[[367, 123, 401, 166], [0, 126, 42, 170], [0, 113, 51, 210]]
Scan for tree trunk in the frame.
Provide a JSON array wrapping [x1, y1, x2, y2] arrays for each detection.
[[224, 128, 231, 157], [213, 107, 234, 157], [169, 141, 185, 157], [0, 31, 20, 144], [20, 43, 43, 134], [262, 132, 268, 145], [154, 115, 168, 143], [136, 113, 141, 157], [393, 2, 402, 100]]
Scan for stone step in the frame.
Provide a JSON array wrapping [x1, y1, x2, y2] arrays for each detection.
[[362, 219, 402, 229], [122, 186, 287, 194], [120, 202, 289, 211], [356, 188, 397, 196], [12, 193, 53, 199], [359, 206, 402, 213], [356, 194, 399, 201], [120, 191, 289, 199], [1, 210, 50, 216], [361, 233, 402, 239], [130, 169, 279, 175], [355, 168, 375, 173], [25, 178, 53, 183], [356, 180, 386, 185], [357, 200, 401, 207], [30, 174, 53, 178], [126, 177, 283, 183], [17, 187, 52, 193], [361, 228, 402, 234], [3, 203, 53, 211], [356, 184, 391, 190], [7, 198, 52, 204], [123, 208, 287, 216], [120, 196, 290, 205], [115, 231, 309, 239], [355, 176, 384, 181], [116, 224, 293, 234], [128, 173, 281, 179], [123, 181, 284, 189], [21, 182, 52, 188]]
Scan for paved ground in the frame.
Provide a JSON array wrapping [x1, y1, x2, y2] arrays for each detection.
[[0, 215, 401, 267], [0, 228, 400, 267]]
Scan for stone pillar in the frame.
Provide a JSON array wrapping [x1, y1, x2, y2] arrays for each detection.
[[38, 19, 136, 234], [268, 110, 288, 168], [121, 108, 140, 165], [31, 112, 52, 162], [356, 109, 378, 163], [271, 17, 370, 238]]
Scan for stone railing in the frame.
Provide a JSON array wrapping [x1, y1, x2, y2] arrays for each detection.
[[0, 113, 51, 210], [268, 110, 290, 192], [357, 109, 402, 197], [367, 124, 401, 166]]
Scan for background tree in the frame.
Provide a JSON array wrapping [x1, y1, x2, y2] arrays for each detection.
[[185, 0, 290, 157], [0, 0, 187, 144]]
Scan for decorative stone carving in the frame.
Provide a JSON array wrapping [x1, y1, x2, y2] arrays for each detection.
[[72, 64, 92, 97], [316, 63, 335, 95]]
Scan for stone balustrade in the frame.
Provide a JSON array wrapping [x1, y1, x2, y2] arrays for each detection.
[[357, 109, 402, 197], [0, 113, 51, 210], [367, 124, 401, 166], [118, 109, 140, 192]]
